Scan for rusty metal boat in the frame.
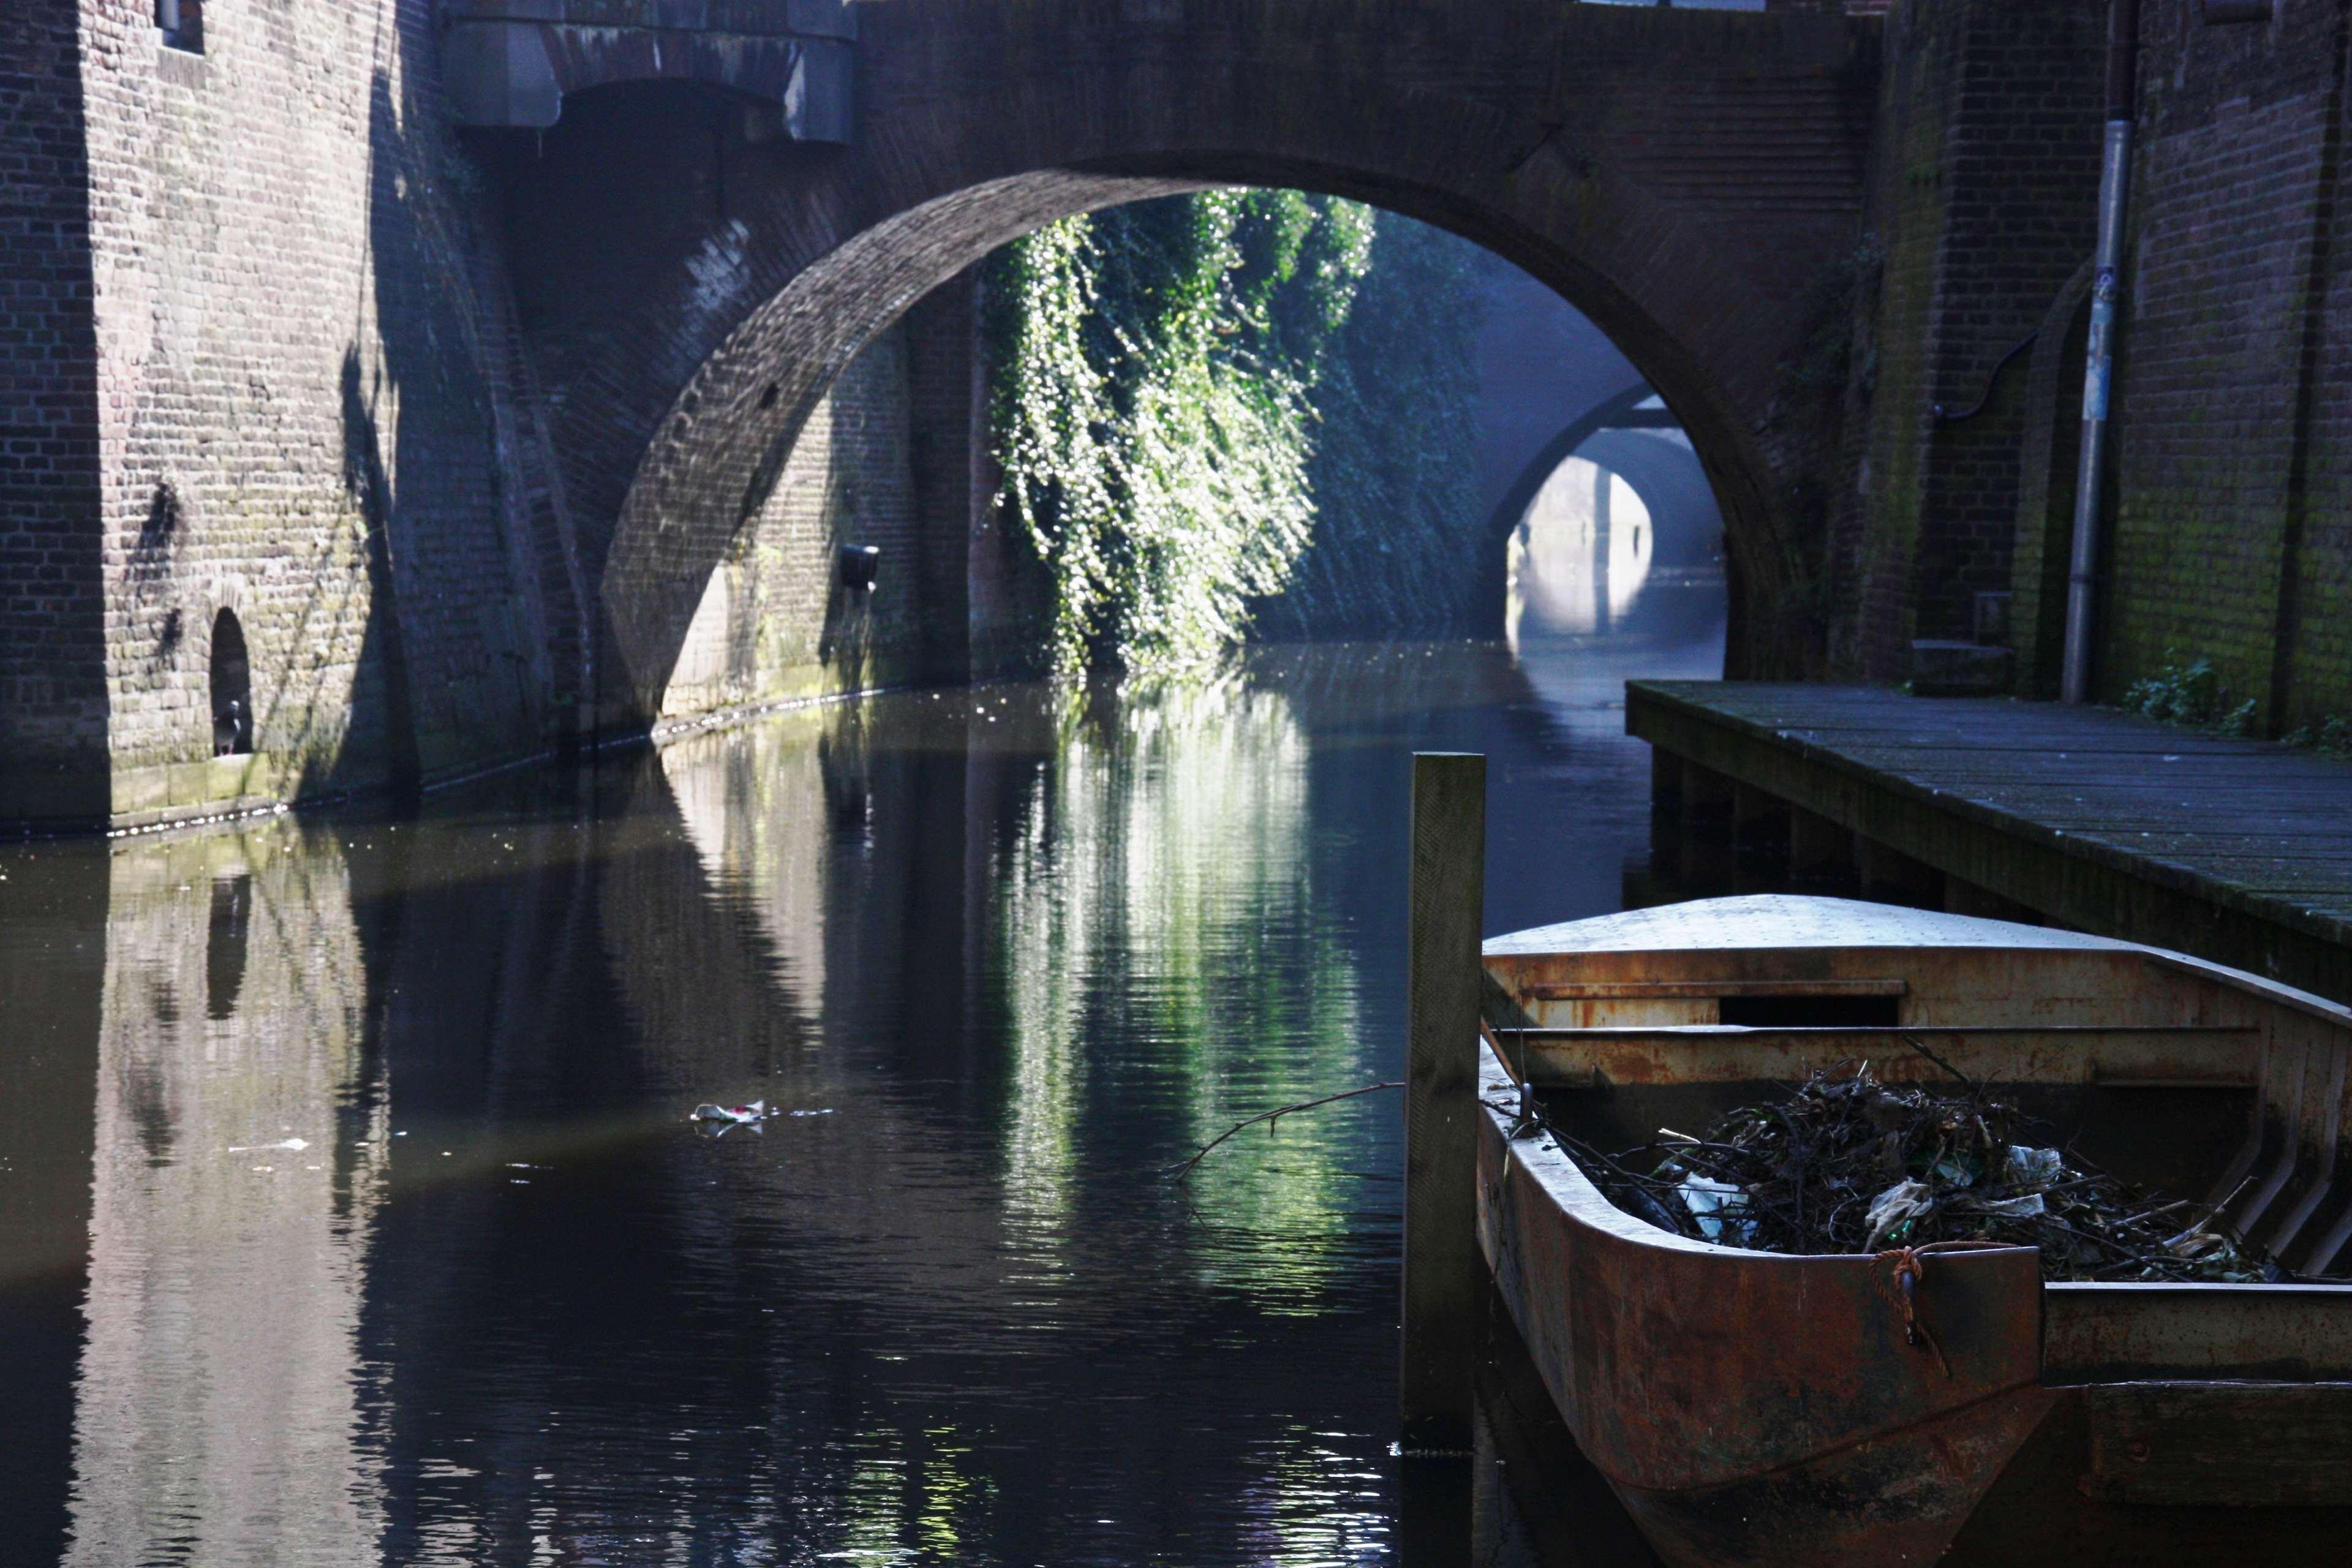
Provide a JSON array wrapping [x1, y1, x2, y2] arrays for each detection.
[[1476, 895, 2352, 1567]]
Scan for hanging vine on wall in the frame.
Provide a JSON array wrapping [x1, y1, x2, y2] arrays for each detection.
[[986, 190, 1378, 677]]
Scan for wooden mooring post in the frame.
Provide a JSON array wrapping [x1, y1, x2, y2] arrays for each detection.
[[1400, 752, 1486, 1453]]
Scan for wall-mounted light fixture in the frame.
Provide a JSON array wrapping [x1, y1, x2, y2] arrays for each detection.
[[838, 545, 880, 593]]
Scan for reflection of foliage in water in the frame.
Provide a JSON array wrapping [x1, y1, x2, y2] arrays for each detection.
[[830, 1425, 990, 1566], [992, 673, 1374, 1299]]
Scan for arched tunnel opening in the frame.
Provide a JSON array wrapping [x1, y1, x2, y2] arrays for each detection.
[[208, 608, 254, 758], [499, 74, 1758, 726], [489, 71, 1798, 732], [1502, 413, 1730, 657], [635, 179, 1740, 710], [629, 182, 1736, 721]]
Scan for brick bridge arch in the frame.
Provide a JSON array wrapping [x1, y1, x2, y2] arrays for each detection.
[[507, 1, 1877, 726]]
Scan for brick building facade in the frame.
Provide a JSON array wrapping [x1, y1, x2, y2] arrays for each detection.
[[3, 0, 556, 828], [13, 0, 2350, 834], [1, 3, 977, 831], [1, 1, 107, 824], [1848, 0, 2352, 729], [2102, 0, 2352, 727]]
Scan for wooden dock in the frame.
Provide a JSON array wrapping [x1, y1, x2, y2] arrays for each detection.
[[1627, 682, 2352, 1006]]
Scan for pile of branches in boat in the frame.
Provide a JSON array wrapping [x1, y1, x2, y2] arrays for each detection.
[[1537, 1050, 2277, 1283]]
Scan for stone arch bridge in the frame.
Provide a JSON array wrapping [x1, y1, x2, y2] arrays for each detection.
[[4, 0, 1886, 832], [464, 0, 1877, 728]]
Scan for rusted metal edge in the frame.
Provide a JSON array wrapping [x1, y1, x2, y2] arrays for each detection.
[[1475, 1041, 2046, 1474], [2046, 1282, 2352, 1382], [1497, 1024, 2261, 1090], [1526, 978, 1909, 1000]]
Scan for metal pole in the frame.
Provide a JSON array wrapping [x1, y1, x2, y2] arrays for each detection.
[[1400, 752, 1486, 1454], [2062, 0, 2142, 704]]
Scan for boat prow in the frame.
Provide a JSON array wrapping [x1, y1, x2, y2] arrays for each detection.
[[1477, 895, 2352, 1567]]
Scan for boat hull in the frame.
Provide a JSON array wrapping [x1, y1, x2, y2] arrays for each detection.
[[1476, 1067, 2051, 1566], [1475, 1046, 2352, 1564]]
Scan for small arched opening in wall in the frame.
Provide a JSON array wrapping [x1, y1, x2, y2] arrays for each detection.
[[2006, 262, 2100, 699], [208, 608, 254, 757]]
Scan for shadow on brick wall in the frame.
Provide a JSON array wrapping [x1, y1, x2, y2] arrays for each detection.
[[337, 343, 422, 794]]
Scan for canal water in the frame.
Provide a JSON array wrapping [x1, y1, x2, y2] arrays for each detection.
[[0, 598, 1720, 1567]]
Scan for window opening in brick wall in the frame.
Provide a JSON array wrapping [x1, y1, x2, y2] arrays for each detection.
[[157, 0, 204, 54], [209, 609, 253, 756]]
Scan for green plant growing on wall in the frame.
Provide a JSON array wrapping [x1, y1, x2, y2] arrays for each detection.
[[2122, 650, 2258, 736], [986, 191, 1380, 676]]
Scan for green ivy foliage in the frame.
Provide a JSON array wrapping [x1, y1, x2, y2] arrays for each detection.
[[988, 190, 1451, 676]]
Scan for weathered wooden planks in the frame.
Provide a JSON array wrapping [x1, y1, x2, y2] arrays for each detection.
[[1630, 682, 2352, 1005], [1400, 752, 1487, 1452]]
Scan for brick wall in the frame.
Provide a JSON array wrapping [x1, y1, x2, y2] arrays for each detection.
[[2100, 0, 2351, 723], [1840, 0, 2103, 678], [0, 0, 108, 826], [12, 0, 1884, 829], [36, 1, 575, 831], [1853, 0, 2352, 725], [584, 2, 1877, 714], [662, 321, 932, 721]]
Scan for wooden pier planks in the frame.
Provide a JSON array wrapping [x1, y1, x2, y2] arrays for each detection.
[[1627, 682, 2352, 1003]]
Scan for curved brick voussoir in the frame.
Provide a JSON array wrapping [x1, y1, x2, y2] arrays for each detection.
[[544, 0, 1877, 726]]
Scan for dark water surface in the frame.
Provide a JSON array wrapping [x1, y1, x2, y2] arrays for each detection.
[[0, 623, 1719, 1567]]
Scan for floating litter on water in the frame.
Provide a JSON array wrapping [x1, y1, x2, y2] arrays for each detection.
[[692, 1100, 778, 1137], [692, 1100, 770, 1125], [228, 1137, 309, 1154]]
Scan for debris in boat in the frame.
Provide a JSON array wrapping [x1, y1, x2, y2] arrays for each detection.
[[1862, 1178, 1934, 1251], [1678, 1175, 1752, 1242], [1540, 1059, 2279, 1283]]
